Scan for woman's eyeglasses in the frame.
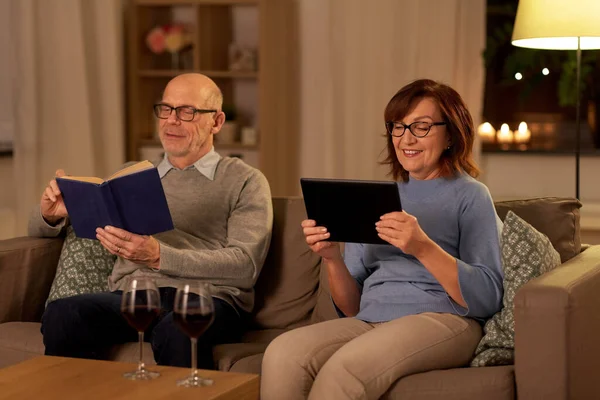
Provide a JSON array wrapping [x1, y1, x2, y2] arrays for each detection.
[[385, 121, 446, 138]]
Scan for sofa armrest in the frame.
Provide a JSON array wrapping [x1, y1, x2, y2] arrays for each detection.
[[0, 237, 63, 323], [514, 245, 600, 400]]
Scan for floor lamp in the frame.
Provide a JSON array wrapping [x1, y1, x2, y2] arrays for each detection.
[[511, 0, 600, 200]]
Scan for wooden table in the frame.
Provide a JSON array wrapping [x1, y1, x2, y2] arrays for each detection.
[[0, 356, 259, 400]]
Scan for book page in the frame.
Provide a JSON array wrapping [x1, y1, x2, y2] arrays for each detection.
[[59, 176, 105, 184], [108, 160, 154, 180]]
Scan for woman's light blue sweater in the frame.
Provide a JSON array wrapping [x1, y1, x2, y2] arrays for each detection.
[[344, 174, 504, 322]]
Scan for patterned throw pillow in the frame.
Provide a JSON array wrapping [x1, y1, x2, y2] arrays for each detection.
[[471, 210, 561, 367], [46, 226, 117, 305]]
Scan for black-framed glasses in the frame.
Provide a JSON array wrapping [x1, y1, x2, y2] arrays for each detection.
[[153, 104, 217, 122], [385, 121, 447, 138]]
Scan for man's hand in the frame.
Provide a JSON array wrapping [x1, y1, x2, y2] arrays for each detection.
[[96, 226, 161, 268], [375, 211, 433, 258], [41, 169, 68, 225]]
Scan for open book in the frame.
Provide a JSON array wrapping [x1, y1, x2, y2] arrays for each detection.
[[56, 160, 174, 239]]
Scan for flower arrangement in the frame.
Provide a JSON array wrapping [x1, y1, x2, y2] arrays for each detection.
[[146, 23, 192, 69]]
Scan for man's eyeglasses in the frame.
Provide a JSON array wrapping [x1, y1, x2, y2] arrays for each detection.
[[385, 121, 447, 138], [153, 104, 217, 122]]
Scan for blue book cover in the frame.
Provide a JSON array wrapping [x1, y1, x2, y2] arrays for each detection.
[[56, 161, 174, 239]]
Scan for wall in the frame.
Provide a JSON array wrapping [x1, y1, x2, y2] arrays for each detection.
[[480, 153, 600, 244], [298, 0, 485, 186], [0, 0, 12, 146]]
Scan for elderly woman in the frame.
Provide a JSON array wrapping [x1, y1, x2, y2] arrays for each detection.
[[261, 79, 504, 400]]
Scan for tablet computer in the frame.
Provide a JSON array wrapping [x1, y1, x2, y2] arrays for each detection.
[[300, 178, 402, 245]]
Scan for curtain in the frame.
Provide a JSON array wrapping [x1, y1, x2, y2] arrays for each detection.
[[0, 0, 12, 148], [299, 0, 485, 181], [11, 0, 125, 236]]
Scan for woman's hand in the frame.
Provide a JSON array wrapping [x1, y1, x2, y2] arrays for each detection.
[[376, 211, 433, 257], [301, 219, 342, 261]]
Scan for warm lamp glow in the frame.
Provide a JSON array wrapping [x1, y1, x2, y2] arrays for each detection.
[[512, 0, 600, 50]]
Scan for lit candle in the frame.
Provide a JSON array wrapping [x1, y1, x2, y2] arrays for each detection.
[[477, 122, 496, 143], [496, 124, 514, 144], [514, 121, 531, 143]]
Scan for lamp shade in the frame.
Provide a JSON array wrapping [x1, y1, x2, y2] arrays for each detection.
[[512, 0, 600, 50]]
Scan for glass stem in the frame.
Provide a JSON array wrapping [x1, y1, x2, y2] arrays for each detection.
[[138, 331, 145, 372], [191, 337, 198, 379]]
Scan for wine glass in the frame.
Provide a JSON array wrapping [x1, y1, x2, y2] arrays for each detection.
[[173, 282, 215, 387], [121, 278, 161, 380]]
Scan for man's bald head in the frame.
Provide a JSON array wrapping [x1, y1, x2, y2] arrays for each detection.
[[157, 73, 226, 167], [163, 73, 223, 110]]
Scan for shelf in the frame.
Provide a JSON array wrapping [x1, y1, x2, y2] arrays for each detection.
[[140, 139, 259, 150], [481, 143, 600, 156], [139, 70, 258, 79], [135, 0, 258, 5]]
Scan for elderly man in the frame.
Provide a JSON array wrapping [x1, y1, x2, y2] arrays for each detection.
[[30, 73, 273, 369]]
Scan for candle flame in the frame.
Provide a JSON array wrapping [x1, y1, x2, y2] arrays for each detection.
[[518, 122, 528, 133]]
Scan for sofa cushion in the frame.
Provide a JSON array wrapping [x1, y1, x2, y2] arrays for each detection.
[[213, 342, 269, 372], [230, 353, 264, 374], [241, 328, 287, 344], [471, 211, 561, 367], [46, 226, 116, 305], [0, 237, 63, 323], [0, 321, 155, 368], [106, 342, 155, 365], [311, 258, 342, 323], [213, 328, 289, 372], [0, 322, 45, 360], [383, 366, 515, 400], [494, 197, 581, 263], [251, 197, 322, 330]]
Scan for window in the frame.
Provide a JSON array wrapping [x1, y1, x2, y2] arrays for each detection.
[[0, 0, 13, 156], [483, 0, 600, 152]]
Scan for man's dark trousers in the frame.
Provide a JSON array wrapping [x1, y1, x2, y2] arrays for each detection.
[[41, 287, 243, 368]]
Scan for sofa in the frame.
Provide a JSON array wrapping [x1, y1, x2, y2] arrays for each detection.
[[1, 196, 600, 399]]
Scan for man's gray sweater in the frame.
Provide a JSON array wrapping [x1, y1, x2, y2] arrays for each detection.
[[29, 157, 273, 313]]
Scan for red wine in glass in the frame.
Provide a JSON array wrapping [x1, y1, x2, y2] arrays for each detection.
[[174, 282, 215, 387], [123, 305, 160, 332], [120, 278, 161, 380], [173, 311, 214, 338]]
